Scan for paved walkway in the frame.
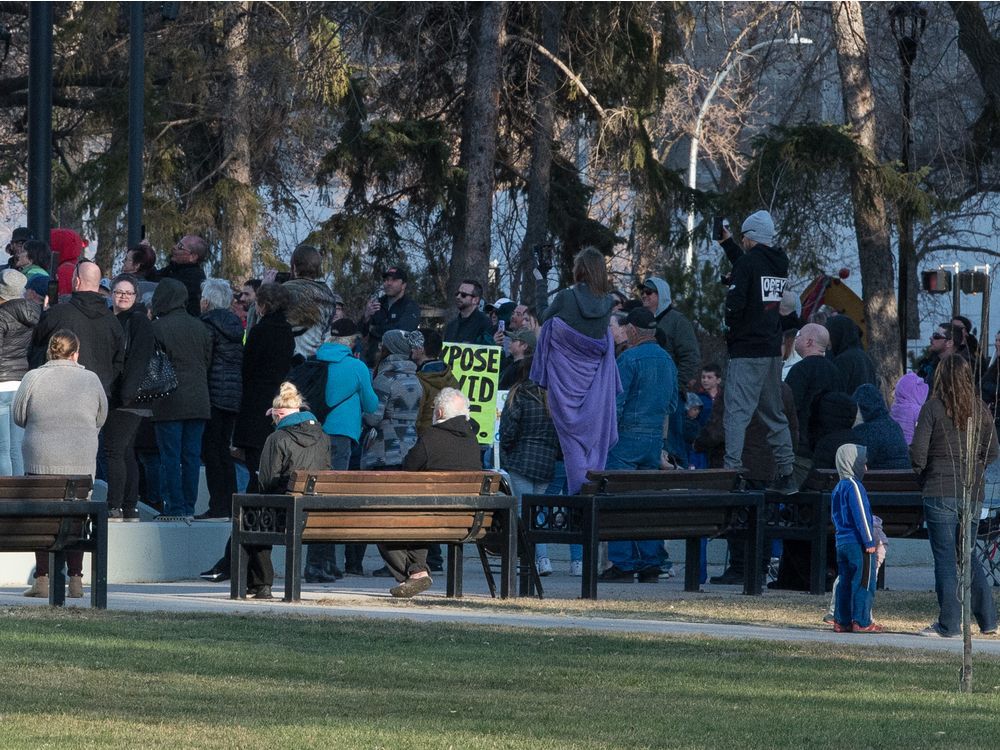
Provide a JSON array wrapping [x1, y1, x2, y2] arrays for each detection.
[[4, 558, 998, 655]]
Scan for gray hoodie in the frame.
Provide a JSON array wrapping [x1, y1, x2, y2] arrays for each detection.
[[541, 283, 613, 340], [644, 276, 701, 388]]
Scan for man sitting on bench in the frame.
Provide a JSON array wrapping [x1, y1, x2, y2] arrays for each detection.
[[379, 387, 482, 597]]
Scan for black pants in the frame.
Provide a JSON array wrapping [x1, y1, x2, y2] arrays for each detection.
[[378, 543, 430, 583], [217, 537, 273, 588], [102, 410, 144, 512], [202, 407, 237, 517], [242, 445, 263, 494]]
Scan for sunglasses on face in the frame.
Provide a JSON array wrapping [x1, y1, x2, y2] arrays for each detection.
[[456, 291, 475, 299], [931, 333, 947, 341]]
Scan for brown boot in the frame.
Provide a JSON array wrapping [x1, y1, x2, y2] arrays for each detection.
[[23, 575, 49, 598], [68, 575, 84, 599]]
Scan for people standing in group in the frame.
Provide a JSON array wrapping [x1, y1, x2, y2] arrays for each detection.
[[598, 307, 677, 583], [235, 278, 261, 331], [850, 384, 911, 470], [444, 279, 494, 345], [718, 210, 796, 494], [498, 329, 536, 390], [412, 328, 460, 435], [121, 243, 159, 304], [149, 278, 212, 520], [361, 265, 421, 365], [12, 239, 51, 282], [102, 274, 155, 521], [50, 228, 87, 298], [4, 228, 33, 271], [19, 331, 107, 599], [0, 269, 38, 476], [157, 235, 208, 316], [826, 315, 877, 396], [198, 278, 244, 520], [533, 247, 619, 496], [890, 372, 929, 445], [910, 354, 999, 638], [233, 282, 296, 493], [283, 244, 339, 361]]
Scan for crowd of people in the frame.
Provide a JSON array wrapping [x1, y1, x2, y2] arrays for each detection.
[[5, 214, 1000, 631]]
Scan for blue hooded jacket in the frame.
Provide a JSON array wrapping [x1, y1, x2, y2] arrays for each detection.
[[315, 342, 379, 441], [850, 384, 911, 469]]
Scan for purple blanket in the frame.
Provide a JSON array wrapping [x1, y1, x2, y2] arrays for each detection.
[[530, 317, 621, 495]]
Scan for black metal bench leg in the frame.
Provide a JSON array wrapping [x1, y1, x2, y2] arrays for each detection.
[[476, 542, 498, 598], [744, 503, 763, 596], [684, 538, 701, 592], [516, 519, 543, 599], [91, 507, 108, 609], [500, 506, 516, 599], [284, 505, 304, 602], [581, 505, 599, 599], [49, 550, 66, 606], [810, 503, 827, 595], [446, 544, 464, 597], [230, 513, 248, 599]]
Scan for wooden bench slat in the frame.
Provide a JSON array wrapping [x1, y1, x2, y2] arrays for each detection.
[[304, 512, 490, 529], [583, 469, 740, 494], [301, 528, 489, 542], [295, 481, 493, 496], [287, 470, 500, 495]]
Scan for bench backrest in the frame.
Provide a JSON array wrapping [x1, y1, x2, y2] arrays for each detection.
[[286, 470, 501, 497], [0, 475, 92, 500], [803, 469, 920, 493], [582, 469, 741, 495], [0, 475, 95, 551]]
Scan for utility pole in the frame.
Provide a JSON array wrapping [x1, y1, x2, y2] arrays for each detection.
[[27, 3, 53, 244], [127, 2, 145, 247]]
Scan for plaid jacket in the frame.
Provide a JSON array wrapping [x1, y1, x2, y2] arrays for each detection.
[[499, 381, 558, 482]]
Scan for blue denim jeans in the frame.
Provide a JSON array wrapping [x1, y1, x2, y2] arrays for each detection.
[[835, 543, 875, 628], [0, 389, 24, 476], [607, 431, 663, 572], [924, 496, 998, 635], [155, 419, 206, 516], [508, 470, 550, 562]]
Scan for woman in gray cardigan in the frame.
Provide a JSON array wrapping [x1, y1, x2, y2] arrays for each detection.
[[16, 329, 108, 599]]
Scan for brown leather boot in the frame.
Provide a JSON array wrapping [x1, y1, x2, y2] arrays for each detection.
[[23, 575, 49, 598], [68, 576, 84, 598]]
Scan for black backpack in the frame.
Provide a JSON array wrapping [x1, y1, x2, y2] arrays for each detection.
[[288, 358, 333, 422]]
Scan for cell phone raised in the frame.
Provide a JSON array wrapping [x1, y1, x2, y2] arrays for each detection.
[[712, 216, 727, 242]]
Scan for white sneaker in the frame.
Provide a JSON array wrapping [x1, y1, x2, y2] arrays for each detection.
[[536, 557, 553, 576], [569, 560, 583, 577]]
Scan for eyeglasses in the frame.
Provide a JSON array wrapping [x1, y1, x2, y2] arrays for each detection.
[[456, 291, 475, 299], [112, 290, 136, 298], [931, 333, 947, 341]]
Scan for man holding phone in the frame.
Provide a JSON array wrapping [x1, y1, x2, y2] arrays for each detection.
[[360, 265, 421, 365]]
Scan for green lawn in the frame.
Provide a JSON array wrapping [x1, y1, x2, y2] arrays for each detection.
[[2, 608, 1000, 749]]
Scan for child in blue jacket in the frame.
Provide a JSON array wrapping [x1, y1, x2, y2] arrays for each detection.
[[831, 443, 882, 633]]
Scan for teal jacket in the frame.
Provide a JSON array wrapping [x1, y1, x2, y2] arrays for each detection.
[[315, 342, 379, 441]]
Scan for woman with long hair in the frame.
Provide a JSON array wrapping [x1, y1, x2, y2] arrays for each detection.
[[17, 330, 108, 598], [911, 354, 999, 637]]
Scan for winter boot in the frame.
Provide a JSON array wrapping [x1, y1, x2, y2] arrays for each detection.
[[68, 575, 84, 598], [23, 575, 49, 598]]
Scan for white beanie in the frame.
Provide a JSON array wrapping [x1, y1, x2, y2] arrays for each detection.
[[741, 210, 775, 246]]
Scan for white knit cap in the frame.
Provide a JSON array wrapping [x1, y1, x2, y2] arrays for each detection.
[[741, 210, 775, 246]]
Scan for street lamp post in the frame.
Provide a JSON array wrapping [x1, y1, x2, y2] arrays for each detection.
[[684, 33, 813, 271]]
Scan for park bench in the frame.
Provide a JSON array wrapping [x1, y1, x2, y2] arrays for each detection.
[[230, 470, 518, 602], [772, 469, 923, 594], [520, 469, 765, 599], [0, 475, 107, 608]]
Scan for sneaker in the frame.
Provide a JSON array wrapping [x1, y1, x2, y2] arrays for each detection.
[[200, 567, 229, 583], [852, 621, 884, 633], [822, 613, 835, 624], [372, 566, 395, 578], [569, 560, 583, 577], [344, 566, 365, 576], [767, 472, 799, 496], [107, 509, 124, 522], [390, 575, 433, 598], [122, 508, 141, 522], [536, 557, 553, 576], [832, 621, 851, 633], [597, 565, 635, 583], [659, 567, 675, 580], [637, 566, 661, 583], [982, 627, 998, 636], [252, 585, 273, 600], [920, 623, 957, 638], [709, 568, 744, 585]]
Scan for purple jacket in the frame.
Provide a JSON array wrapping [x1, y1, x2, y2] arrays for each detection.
[[530, 317, 621, 495], [890, 372, 928, 445]]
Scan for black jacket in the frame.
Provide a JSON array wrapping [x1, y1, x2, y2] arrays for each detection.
[[234, 309, 295, 450], [402, 415, 482, 471], [785, 355, 845, 456], [157, 262, 206, 317], [827, 315, 877, 395], [201, 308, 244, 413], [258, 412, 330, 493], [0, 298, 40, 382], [363, 293, 422, 364], [113, 303, 156, 409], [30, 291, 124, 398], [443, 310, 494, 345], [150, 279, 213, 421], [724, 243, 789, 358], [810, 391, 858, 469]]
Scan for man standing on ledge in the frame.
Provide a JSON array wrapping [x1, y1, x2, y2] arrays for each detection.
[[444, 279, 494, 345], [158, 235, 208, 316], [361, 265, 421, 365], [722, 210, 797, 495]]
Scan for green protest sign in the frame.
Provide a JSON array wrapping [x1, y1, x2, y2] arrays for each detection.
[[441, 342, 502, 445]]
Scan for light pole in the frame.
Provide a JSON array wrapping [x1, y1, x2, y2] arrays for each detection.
[[684, 33, 813, 271]]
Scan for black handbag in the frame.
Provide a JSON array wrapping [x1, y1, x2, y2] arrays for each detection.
[[134, 343, 178, 402]]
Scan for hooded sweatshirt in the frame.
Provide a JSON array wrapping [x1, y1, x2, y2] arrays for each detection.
[[724, 241, 789, 359], [50, 228, 85, 297], [826, 315, 877, 395], [643, 277, 701, 388], [810, 390, 858, 469], [541, 282, 614, 341], [831, 443, 876, 549], [850, 384, 911, 469], [315, 341, 379, 441], [890, 372, 928, 444], [258, 411, 330, 492], [150, 278, 213, 421]]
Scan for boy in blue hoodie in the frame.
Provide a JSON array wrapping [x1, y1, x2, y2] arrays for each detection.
[[831, 443, 882, 633]]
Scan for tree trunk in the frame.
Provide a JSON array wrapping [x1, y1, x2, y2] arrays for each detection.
[[830, 1, 901, 388], [517, 1, 563, 309], [449, 1, 506, 303], [219, 2, 256, 283]]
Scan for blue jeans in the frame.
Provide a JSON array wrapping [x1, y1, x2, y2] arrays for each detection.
[[542, 461, 580, 562], [607, 431, 663, 572], [330, 435, 353, 470], [924, 497, 998, 635], [0, 390, 24, 476], [508, 470, 549, 561], [835, 543, 875, 628], [155, 419, 206, 516]]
